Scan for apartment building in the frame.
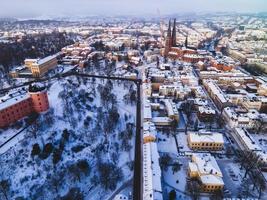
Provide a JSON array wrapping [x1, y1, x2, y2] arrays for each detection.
[[143, 137, 163, 199], [232, 128, 267, 163], [222, 107, 261, 129], [204, 80, 231, 110]]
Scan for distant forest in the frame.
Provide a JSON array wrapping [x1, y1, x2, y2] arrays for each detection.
[[0, 31, 75, 73]]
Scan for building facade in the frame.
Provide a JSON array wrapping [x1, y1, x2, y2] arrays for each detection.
[[187, 131, 224, 150], [188, 153, 224, 192], [0, 85, 49, 128], [25, 55, 58, 77]]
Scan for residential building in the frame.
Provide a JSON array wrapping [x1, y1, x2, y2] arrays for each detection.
[[188, 153, 224, 192], [164, 99, 179, 121], [232, 128, 267, 163], [187, 131, 224, 150], [143, 141, 163, 200], [143, 122, 157, 144]]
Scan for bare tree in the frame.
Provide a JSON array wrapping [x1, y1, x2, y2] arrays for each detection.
[[236, 150, 262, 179], [254, 117, 265, 134], [50, 175, 61, 194], [0, 179, 10, 200], [251, 170, 266, 199], [211, 189, 223, 200], [186, 179, 201, 200]]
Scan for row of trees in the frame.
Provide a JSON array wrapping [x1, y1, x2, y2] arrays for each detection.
[[236, 150, 266, 199]]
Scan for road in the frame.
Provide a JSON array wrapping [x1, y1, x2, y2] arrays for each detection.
[[132, 62, 146, 200]]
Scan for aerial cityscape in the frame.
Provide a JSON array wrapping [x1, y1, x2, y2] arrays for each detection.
[[0, 0, 267, 199]]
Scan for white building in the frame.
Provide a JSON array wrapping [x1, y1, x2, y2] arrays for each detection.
[[143, 142, 163, 200], [163, 99, 179, 121], [144, 99, 152, 122], [152, 117, 172, 126], [222, 107, 260, 129], [232, 128, 267, 163]]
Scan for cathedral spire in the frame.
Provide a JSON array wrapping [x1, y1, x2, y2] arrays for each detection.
[[164, 19, 173, 57], [167, 19, 172, 37], [172, 18, 176, 47]]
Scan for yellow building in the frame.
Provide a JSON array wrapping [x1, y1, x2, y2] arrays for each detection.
[[24, 55, 58, 77], [143, 122, 157, 144], [187, 131, 224, 150], [188, 153, 224, 192]]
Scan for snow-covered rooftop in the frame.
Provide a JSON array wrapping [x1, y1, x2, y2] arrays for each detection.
[[143, 142, 163, 200], [188, 131, 224, 144], [189, 153, 224, 186], [0, 91, 30, 111]]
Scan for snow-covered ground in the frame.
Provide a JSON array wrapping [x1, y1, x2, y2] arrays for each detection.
[[0, 75, 136, 199], [157, 131, 178, 154]]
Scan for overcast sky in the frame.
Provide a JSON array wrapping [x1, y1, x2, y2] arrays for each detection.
[[0, 0, 266, 18]]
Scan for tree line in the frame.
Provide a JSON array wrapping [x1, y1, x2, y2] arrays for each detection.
[[0, 31, 75, 73]]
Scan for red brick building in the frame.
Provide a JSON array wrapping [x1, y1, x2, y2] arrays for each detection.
[[211, 59, 233, 71], [0, 85, 49, 128]]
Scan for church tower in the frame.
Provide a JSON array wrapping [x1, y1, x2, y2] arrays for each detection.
[[185, 36, 188, 48], [172, 18, 177, 47], [164, 20, 173, 57]]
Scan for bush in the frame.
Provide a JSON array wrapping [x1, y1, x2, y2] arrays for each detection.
[[31, 143, 41, 157], [169, 190, 176, 200], [60, 187, 84, 200], [159, 154, 172, 171], [98, 162, 124, 190], [40, 143, 53, 159], [71, 145, 85, 153], [62, 129, 70, 141], [77, 160, 90, 175], [52, 148, 62, 165]]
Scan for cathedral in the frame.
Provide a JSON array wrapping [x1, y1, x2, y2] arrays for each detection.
[[163, 19, 206, 63], [164, 19, 177, 57]]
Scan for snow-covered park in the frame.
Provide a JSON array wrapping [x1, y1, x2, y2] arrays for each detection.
[[0, 75, 137, 199]]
